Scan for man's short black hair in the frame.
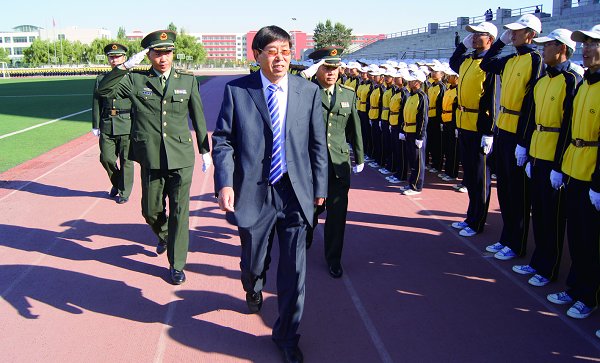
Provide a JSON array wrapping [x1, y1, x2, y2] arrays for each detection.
[[252, 25, 292, 51]]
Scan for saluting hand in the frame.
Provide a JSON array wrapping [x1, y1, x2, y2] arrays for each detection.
[[462, 34, 474, 49], [122, 48, 149, 70], [500, 30, 513, 45]]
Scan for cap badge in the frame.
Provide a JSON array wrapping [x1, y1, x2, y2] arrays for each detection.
[[111, 45, 118, 50], [160, 32, 168, 40], [330, 49, 338, 56]]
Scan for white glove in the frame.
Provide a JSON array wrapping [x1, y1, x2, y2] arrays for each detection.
[[378, 121, 382, 129], [525, 162, 531, 179], [122, 48, 149, 69], [455, 129, 459, 138], [415, 139, 423, 149], [462, 33, 474, 49], [300, 60, 324, 78], [515, 144, 527, 167], [399, 133, 406, 141], [590, 189, 600, 211], [91, 128, 100, 137], [550, 170, 563, 190], [440, 123, 444, 132], [389, 125, 392, 132], [352, 163, 364, 174], [369, 120, 373, 126], [481, 135, 493, 155], [201, 152, 213, 173], [500, 30, 513, 45]]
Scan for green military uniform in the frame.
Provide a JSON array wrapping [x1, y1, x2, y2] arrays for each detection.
[[92, 43, 134, 202], [97, 31, 209, 279], [305, 47, 365, 276]]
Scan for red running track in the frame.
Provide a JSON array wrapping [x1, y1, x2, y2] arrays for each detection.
[[0, 75, 598, 362]]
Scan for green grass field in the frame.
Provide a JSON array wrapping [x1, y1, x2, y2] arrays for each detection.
[[0, 75, 209, 173]]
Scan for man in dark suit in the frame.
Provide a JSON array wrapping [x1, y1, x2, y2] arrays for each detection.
[[97, 30, 211, 285], [303, 46, 364, 278], [212, 25, 328, 363]]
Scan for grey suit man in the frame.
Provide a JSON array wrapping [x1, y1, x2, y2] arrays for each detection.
[[212, 25, 328, 363]]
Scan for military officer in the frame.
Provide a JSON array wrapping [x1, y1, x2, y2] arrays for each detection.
[[92, 43, 134, 204], [97, 30, 212, 285], [305, 46, 364, 278]]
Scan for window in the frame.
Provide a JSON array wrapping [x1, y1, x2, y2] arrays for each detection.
[[13, 47, 25, 55], [13, 36, 27, 43], [58, 34, 65, 40], [29, 36, 36, 42], [4, 37, 11, 43]]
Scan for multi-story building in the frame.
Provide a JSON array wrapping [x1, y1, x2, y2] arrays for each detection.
[[0, 25, 40, 64], [189, 33, 246, 63]]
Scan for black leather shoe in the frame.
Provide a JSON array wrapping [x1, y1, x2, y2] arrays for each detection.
[[156, 237, 167, 255], [328, 263, 343, 278], [109, 187, 118, 198], [169, 266, 186, 285], [246, 291, 263, 313], [278, 346, 303, 363], [117, 196, 128, 204]]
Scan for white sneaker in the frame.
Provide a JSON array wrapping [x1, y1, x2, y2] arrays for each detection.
[[547, 291, 573, 305], [368, 162, 379, 168], [494, 246, 517, 260], [388, 177, 402, 184], [512, 265, 536, 275], [567, 301, 597, 319], [452, 183, 464, 190], [378, 168, 391, 175], [459, 227, 477, 237], [491, 173, 497, 180], [451, 221, 468, 230], [442, 176, 457, 182], [437, 173, 448, 178], [402, 189, 421, 196], [429, 168, 439, 173], [596, 329, 600, 339], [528, 274, 550, 287], [485, 242, 504, 253]]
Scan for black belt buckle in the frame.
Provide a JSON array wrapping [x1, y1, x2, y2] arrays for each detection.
[[575, 138, 584, 147]]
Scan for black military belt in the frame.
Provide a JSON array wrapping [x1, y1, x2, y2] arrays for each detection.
[[442, 110, 452, 114], [390, 111, 400, 116], [370, 106, 380, 109], [428, 106, 436, 110], [536, 124, 561, 132], [404, 122, 416, 126], [359, 101, 367, 105], [458, 105, 478, 113], [571, 138, 600, 147], [382, 107, 390, 111], [500, 106, 520, 116], [104, 109, 131, 116]]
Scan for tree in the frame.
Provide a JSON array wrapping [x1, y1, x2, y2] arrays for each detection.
[[23, 39, 52, 66], [174, 32, 207, 65], [168, 22, 177, 32], [0, 47, 9, 64], [117, 26, 126, 40], [312, 20, 353, 50]]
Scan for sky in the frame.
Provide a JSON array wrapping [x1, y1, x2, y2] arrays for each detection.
[[2, 0, 553, 36]]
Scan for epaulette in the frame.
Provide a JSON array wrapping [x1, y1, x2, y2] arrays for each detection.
[[340, 84, 355, 92], [175, 68, 195, 76]]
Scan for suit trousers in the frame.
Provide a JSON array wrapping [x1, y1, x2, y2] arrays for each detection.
[[495, 129, 530, 255], [405, 133, 426, 191], [459, 130, 491, 233], [238, 174, 307, 348], [564, 177, 600, 308], [380, 120, 392, 169], [140, 165, 192, 271], [371, 120, 383, 165], [99, 133, 134, 198], [442, 123, 460, 178], [358, 111, 372, 156], [529, 159, 566, 280]]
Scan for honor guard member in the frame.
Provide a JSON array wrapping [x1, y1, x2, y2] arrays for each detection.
[[480, 14, 545, 259], [425, 62, 446, 174], [92, 43, 134, 204], [547, 24, 600, 320], [337, 61, 348, 84], [356, 67, 373, 160], [449, 21, 498, 238], [344, 62, 361, 92], [97, 30, 212, 285], [400, 69, 429, 195], [305, 46, 364, 278], [378, 67, 396, 175], [367, 66, 385, 168], [439, 66, 460, 181], [387, 68, 410, 184], [511, 29, 581, 287]]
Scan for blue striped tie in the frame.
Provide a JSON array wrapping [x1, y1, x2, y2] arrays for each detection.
[[267, 84, 283, 185]]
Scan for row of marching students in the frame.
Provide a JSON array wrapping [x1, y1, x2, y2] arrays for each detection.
[[341, 59, 462, 196], [450, 14, 600, 323]]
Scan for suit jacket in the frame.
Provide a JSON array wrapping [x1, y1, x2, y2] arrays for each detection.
[[92, 74, 133, 136], [97, 67, 209, 169], [212, 72, 328, 228], [320, 83, 364, 179]]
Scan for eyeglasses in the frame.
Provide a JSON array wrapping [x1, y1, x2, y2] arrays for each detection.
[[582, 42, 600, 49], [259, 48, 292, 57]]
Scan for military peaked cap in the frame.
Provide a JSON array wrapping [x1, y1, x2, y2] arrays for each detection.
[[104, 43, 128, 56], [141, 30, 176, 51]]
